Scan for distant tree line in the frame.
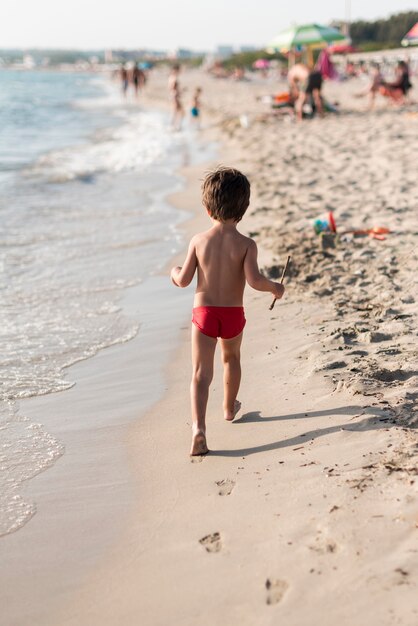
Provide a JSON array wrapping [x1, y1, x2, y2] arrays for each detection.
[[349, 11, 418, 49]]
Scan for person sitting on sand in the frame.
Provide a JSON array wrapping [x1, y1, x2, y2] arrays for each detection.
[[379, 61, 412, 105], [170, 167, 285, 455], [355, 62, 384, 109]]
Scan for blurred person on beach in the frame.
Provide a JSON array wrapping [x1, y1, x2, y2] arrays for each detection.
[[132, 63, 146, 99], [208, 60, 230, 79], [168, 64, 184, 130], [345, 61, 357, 78], [379, 60, 412, 105], [355, 62, 384, 109], [190, 87, 202, 128], [232, 66, 246, 81], [120, 64, 129, 98], [170, 167, 285, 455], [288, 62, 324, 120]]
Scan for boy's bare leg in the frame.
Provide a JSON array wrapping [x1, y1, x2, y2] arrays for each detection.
[[312, 89, 324, 117], [190, 325, 216, 455], [295, 92, 306, 121], [220, 332, 243, 421]]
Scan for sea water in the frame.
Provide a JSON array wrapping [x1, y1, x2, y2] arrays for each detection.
[[0, 69, 206, 536]]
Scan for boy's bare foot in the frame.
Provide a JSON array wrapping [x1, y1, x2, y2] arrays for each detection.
[[190, 429, 209, 456], [224, 399, 241, 421]]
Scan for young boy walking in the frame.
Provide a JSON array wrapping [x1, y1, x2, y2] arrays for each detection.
[[171, 167, 285, 455]]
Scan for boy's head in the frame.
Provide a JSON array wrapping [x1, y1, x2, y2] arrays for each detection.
[[202, 167, 250, 223]]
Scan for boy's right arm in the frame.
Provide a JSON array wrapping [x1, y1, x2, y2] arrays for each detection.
[[170, 237, 198, 288], [243, 240, 285, 299]]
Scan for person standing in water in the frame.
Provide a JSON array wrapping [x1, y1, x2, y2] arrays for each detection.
[[132, 63, 142, 99], [168, 64, 184, 130], [190, 87, 202, 128], [120, 64, 129, 98]]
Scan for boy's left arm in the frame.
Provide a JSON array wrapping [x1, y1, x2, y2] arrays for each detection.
[[170, 238, 197, 288]]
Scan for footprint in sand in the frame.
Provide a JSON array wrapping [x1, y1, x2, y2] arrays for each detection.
[[364, 331, 393, 343], [215, 479, 235, 496], [308, 538, 338, 554], [199, 532, 222, 553], [265, 579, 288, 605]]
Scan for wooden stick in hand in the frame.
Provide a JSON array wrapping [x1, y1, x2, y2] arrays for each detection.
[[269, 255, 291, 311]]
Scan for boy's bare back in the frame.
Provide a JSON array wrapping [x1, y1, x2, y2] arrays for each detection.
[[193, 224, 250, 306], [171, 219, 282, 306]]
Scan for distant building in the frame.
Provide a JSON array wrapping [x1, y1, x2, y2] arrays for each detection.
[[237, 45, 257, 53], [170, 48, 204, 60], [111, 48, 167, 62], [172, 48, 194, 59], [145, 50, 166, 60], [104, 49, 113, 63], [215, 45, 234, 59]]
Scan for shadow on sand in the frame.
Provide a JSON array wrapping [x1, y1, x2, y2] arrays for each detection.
[[209, 404, 394, 457]]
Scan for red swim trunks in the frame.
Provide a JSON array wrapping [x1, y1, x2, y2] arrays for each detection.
[[192, 306, 246, 339]]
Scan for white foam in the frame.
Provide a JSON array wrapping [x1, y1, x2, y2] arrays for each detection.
[[0, 402, 64, 536], [32, 108, 174, 182], [0, 75, 194, 537]]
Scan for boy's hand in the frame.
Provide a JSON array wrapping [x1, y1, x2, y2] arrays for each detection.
[[272, 283, 285, 299], [171, 266, 182, 286]]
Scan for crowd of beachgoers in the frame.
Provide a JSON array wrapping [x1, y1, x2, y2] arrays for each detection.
[[116, 49, 416, 129]]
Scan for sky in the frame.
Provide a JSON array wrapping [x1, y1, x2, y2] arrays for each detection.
[[0, 1, 416, 50]]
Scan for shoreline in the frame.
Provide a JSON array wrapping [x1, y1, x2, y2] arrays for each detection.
[[0, 97, 220, 623], [0, 70, 212, 538]]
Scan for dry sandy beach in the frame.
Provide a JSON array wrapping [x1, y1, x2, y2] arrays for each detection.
[[2, 69, 418, 625]]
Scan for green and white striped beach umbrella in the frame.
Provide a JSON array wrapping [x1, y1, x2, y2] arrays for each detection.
[[268, 23, 345, 52]]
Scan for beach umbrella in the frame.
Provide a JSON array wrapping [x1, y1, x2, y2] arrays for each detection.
[[253, 58, 271, 69], [401, 22, 418, 46], [328, 43, 357, 54], [268, 23, 346, 52]]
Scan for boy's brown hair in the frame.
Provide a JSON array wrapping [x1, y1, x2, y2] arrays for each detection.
[[202, 167, 250, 223]]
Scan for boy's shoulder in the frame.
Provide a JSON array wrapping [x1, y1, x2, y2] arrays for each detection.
[[189, 229, 211, 244], [191, 228, 254, 246], [239, 231, 256, 244], [233, 231, 258, 250]]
